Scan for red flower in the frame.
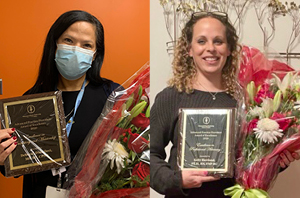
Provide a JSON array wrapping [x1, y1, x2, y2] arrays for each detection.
[[127, 130, 149, 154], [254, 83, 274, 104], [132, 162, 150, 185], [247, 119, 259, 134], [238, 45, 294, 88], [270, 112, 292, 131], [131, 113, 150, 131], [68, 64, 150, 197]]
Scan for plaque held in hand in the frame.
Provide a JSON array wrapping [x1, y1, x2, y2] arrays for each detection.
[[177, 108, 236, 177], [0, 91, 71, 177]]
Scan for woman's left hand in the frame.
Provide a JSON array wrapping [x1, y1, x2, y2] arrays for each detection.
[[279, 150, 300, 169]]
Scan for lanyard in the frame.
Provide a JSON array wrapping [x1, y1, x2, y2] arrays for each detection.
[[66, 79, 87, 136]]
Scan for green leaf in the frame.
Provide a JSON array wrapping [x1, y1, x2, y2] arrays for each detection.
[[145, 105, 150, 118], [131, 151, 136, 161], [131, 175, 149, 188], [137, 85, 143, 101], [126, 94, 134, 110], [129, 101, 147, 119], [116, 104, 127, 126], [273, 90, 282, 112], [246, 81, 256, 104]]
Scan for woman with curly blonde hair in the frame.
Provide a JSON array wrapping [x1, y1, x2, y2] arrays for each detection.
[[151, 11, 297, 198], [151, 12, 240, 198], [169, 12, 240, 96]]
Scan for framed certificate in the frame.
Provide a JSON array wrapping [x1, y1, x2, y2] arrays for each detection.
[[0, 91, 71, 177], [177, 108, 236, 177]]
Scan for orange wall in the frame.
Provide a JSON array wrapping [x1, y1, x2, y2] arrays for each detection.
[[0, 1, 149, 197]]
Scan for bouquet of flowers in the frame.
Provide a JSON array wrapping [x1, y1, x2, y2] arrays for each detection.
[[224, 46, 300, 197], [64, 63, 150, 198]]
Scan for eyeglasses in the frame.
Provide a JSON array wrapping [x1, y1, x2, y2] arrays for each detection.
[[191, 11, 228, 22]]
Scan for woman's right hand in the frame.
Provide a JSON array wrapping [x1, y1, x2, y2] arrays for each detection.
[[0, 128, 17, 165], [182, 170, 220, 189]]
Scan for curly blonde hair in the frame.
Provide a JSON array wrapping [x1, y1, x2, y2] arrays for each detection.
[[168, 12, 241, 96]]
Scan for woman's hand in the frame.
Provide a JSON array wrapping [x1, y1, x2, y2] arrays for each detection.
[[181, 170, 220, 189], [279, 150, 300, 169], [0, 128, 17, 165]]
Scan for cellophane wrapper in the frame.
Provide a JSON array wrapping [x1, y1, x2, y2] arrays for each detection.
[[224, 45, 300, 197], [0, 91, 70, 177], [177, 108, 238, 178], [64, 63, 150, 198]]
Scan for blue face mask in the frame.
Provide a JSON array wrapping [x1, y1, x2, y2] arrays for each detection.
[[55, 44, 96, 80]]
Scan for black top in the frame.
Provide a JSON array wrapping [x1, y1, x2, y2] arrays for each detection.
[[21, 81, 119, 198], [150, 87, 237, 198]]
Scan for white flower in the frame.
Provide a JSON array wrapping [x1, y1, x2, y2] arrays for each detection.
[[272, 72, 298, 97], [293, 75, 300, 87], [140, 95, 149, 103], [249, 106, 264, 118], [102, 139, 130, 174], [272, 72, 292, 94], [261, 98, 274, 118], [253, 118, 283, 144]]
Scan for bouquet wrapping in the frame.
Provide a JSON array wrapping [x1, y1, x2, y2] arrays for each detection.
[[64, 63, 150, 198], [225, 46, 300, 197]]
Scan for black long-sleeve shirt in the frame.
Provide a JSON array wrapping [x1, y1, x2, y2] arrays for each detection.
[[150, 87, 236, 198], [0, 81, 119, 198]]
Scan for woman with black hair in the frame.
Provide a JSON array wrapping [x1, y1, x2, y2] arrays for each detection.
[[25, 10, 112, 95], [0, 10, 119, 197]]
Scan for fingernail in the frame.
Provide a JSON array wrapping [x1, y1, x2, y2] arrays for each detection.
[[11, 128, 15, 132], [14, 142, 17, 145], [203, 171, 208, 176], [13, 136, 17, 140]]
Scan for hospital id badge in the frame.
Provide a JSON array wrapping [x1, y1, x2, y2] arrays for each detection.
[[45, 186, 69, 198]]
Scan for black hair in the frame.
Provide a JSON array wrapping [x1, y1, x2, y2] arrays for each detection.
[[25, 10, 107, 94]]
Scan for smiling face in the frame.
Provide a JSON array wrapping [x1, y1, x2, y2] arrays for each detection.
[[188, 17, 231, 78]]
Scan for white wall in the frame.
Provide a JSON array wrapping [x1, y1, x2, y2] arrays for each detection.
[[150, 0, 300, 197]]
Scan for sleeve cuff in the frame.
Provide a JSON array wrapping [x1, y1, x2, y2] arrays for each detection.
[[177, 170, 190, 196], [0, 165, 5, 176]]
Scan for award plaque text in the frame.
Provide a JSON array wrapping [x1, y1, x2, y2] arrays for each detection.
[[0, 91, 71, 177], [178, 108, 236, 177]]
